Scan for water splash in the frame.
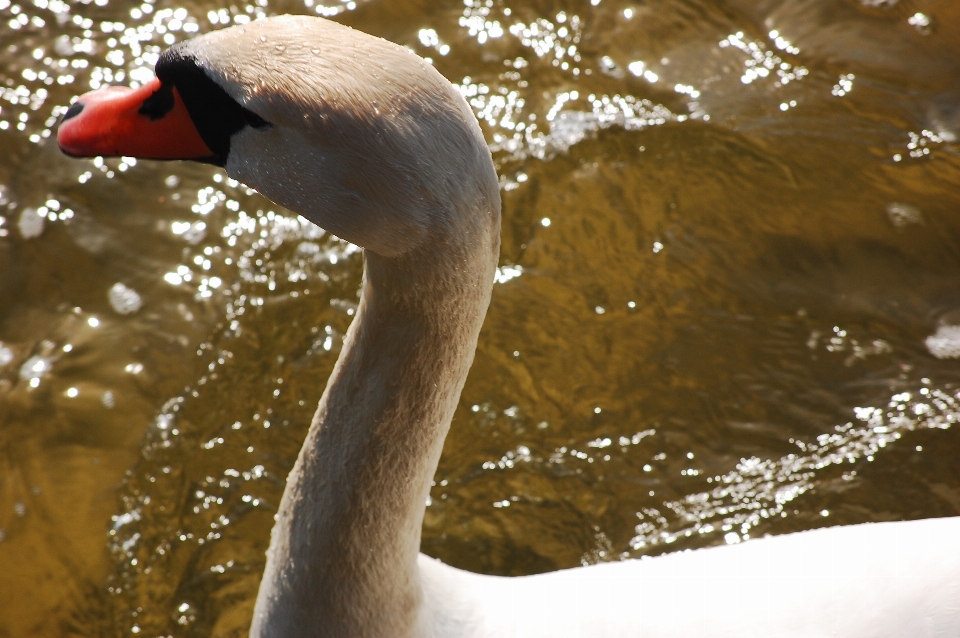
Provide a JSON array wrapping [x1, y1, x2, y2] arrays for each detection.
[[108, 282, 143, 315]]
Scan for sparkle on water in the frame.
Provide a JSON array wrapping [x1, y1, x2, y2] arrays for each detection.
[[2, 0, 960, 636]]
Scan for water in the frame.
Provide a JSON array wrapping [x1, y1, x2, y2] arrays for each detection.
[[2, 0, 960, 635]]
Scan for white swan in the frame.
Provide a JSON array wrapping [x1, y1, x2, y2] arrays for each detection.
[[58, 15, 960, 638]]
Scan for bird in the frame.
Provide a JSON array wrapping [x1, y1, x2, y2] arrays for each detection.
[[58, 14, 960, 638]]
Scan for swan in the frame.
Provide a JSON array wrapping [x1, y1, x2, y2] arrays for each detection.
[[57, 15, 960, 638]]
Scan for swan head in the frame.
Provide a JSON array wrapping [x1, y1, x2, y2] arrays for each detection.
[[58, 15, 499, 258]]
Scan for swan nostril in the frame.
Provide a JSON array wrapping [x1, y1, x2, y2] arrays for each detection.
[[62, 101, 85, 122]]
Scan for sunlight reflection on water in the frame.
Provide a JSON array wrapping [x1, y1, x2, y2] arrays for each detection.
[[2, 0, 960, 635]]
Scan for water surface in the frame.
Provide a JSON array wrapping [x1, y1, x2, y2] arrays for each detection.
[[2, 0, 960, 635]]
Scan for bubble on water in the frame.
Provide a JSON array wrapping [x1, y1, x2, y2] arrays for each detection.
[[54, 34, 74, 56], [18, 208, 44, 239], [885, 202, 923, 227], [19, 355, 52, 382], [0, 343, 12, 368], [926, 326, 960, 359], [599, 55, 624, 78], [907, 12, 932, 35], [109, 282, 143, 315], [102, 390, 116, 408]]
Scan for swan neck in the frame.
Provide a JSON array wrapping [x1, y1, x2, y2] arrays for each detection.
[[252, 219, 498, 637]]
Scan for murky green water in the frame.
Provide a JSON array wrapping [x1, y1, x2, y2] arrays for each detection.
[[2, 0, 960, 635]]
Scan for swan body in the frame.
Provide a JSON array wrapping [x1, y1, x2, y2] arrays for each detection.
[[419, 516, 960, 637], [57, 15, 960, 638]]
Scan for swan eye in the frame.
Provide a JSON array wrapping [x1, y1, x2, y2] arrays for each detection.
[[244, 109, 270, 129], [156, 47, 271, 166]]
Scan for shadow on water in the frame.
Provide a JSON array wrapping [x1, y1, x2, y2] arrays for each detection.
[[1, 0, 959, 635]]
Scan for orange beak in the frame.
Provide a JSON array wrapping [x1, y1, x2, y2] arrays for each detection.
[[57, 77, 213, 160]]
